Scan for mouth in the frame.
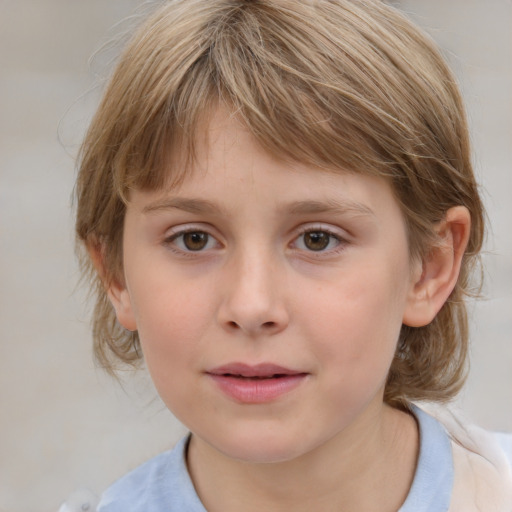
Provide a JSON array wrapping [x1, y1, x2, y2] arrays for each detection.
[[206, 363, 308, 403], [208, 362, 306, 378]]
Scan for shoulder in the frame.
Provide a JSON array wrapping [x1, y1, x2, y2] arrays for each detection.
[[416, 403, 512, 511], [98, 450, 172, 509], [450, 428, 512, 511], [97, 435, 205, 512], [97, 449, 175, 511], [494, 431, 512, 468]]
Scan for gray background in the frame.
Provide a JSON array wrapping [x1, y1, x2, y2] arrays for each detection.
[[0, 1, 510, 511]]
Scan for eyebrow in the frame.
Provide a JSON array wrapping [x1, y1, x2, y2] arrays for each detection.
[[285, 199, 375, 218], [142, 196, 375, 218], [142, 198, 224, 215]]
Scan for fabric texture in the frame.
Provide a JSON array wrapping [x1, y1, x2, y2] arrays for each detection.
[[95, 406, 512, 512], [97, 436, 205, 512], [422, 403, 512, 511]]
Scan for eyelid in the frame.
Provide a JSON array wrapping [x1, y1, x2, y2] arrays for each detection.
[[162, 223, 223, 254], [163, 222, 217, 238], [290, 223, 349, 254], [292, 223, 348, 239]]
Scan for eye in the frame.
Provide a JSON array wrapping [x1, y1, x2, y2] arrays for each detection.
[[293, 229, 342, 252], [166, 230, 218, 252]]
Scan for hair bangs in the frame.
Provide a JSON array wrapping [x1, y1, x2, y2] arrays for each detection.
[[108, 0, 419, 201]]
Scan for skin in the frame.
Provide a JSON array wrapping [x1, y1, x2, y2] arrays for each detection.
[[104, 109, 471, 511]]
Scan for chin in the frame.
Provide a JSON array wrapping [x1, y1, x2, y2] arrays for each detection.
[[202, 427, 318, 465]]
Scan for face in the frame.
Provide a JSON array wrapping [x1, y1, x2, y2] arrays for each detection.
[[113, 110, 421, 464]]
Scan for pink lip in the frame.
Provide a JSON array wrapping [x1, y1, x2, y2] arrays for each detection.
[[206, 363, 308, 404]]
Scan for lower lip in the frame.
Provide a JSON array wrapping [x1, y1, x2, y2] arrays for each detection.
[[208, 374, 308, 404]]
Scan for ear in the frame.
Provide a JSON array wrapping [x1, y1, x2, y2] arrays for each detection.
[[87, 241, 137, 332], [403, 206, 471, 327]]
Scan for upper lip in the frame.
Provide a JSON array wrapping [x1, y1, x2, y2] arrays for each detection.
[[207, 362, 305, 378]]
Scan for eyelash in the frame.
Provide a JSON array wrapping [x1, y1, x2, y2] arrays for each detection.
[[162, 225, 347, 257], [290, 226, 346, 255], [163, 227, 220, 255]]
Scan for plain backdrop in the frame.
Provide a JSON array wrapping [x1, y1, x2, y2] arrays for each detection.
[[0, 1, 511, 511]]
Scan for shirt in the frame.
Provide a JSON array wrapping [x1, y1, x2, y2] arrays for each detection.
[[97, 405, 468, 511]]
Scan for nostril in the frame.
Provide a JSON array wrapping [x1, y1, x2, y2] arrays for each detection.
[[225, 320, 277, 331]]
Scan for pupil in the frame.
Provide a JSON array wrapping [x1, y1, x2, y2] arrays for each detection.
[[305, 231, 329, 251], [183, 232, 208, 251]]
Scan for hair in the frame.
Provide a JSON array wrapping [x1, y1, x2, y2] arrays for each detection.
[[75, 0, 485, 408]]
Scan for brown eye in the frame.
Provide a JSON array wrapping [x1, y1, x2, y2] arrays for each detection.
[[166, 229, 219, 254], [303, 231, 331, 251], [292, 228, 342, 254], [182, 232, 209, 251]]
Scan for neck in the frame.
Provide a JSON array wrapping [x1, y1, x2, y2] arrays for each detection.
[[187, 403, 419, 512]]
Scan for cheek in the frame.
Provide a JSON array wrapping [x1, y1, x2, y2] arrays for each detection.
[[301, 266, 407, 380], [130, 282, 213, 415], [128, 272, 215, 373]]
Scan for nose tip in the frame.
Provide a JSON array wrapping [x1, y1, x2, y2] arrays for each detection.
[[217, 257, 289, 337]]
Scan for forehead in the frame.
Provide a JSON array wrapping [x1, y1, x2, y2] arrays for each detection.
[[131, 108, 405, 229], [164, 107, 371, 190]]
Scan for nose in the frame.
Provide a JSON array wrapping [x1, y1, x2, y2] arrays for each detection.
[[217, 249, 289, 337]]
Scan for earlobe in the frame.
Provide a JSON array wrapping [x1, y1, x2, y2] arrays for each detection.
[[87, 241, 137, 332], [107, 286, 138, 332], [403, 206, 471, 327]]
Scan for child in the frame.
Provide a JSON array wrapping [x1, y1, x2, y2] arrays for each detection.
[[73, 0, 512, 510]]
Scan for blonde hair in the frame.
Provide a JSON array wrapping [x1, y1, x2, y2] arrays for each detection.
[[76, 0, 484, 408]]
